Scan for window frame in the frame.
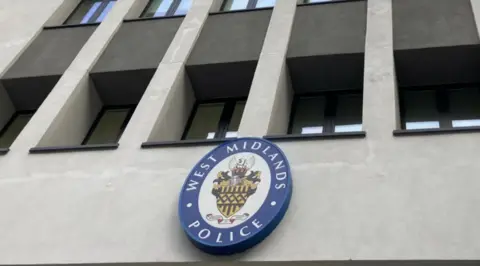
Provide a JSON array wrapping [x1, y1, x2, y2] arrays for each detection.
[[221, 0, 274, 11], [288, 90, 363, 135], [141, 0, 190, 18], [82, 105, 136, 145], [65, 0, 116, 25], [0, 111, 35, 148], [182, 98, 247, 140], [399, 84, 480, 130]]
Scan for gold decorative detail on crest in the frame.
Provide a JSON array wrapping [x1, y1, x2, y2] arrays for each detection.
[[210, 156, 261, 222]]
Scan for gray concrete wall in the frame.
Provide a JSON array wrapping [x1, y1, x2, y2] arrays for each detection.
[[2, 0, 480, 265], [288, 0, 367, 57], [92, 18, 184, 73], [393, 0, 480, 50]]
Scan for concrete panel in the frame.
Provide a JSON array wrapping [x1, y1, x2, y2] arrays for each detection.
[[3, 26, 96, 79], [393, 0, 479, 50], [288, 0, 367, 57], [92, 17, 183, 73], [187, 9, 272, 65]]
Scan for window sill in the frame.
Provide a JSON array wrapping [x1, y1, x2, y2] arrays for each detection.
[[264, 131, 366, 142], [141, 138, 236, 149], [210, 6, 274, 16], [44, 22, 100, 30], [124, 14, 186, 23], [0, 148, 9, 155], [29, 143, 119, 154], [393, 127, 480, 136], [298, 0, 365, 7]]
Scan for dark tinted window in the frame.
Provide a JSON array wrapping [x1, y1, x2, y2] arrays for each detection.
[[222, 0, 276, 11], [289, 92, 363, 135], [401, 87, 480, 130], [183, 100, 246, 140], [66, 0, 116, 25], [83, 107, 134, 145], [141, 0, 192, 18]]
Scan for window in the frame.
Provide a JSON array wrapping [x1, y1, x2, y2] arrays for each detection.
[[65, 0, 116, 25], [304, 0, 336, 3], [183, 100, 246, 140], [289, 92, 363, 135], [141, 0, 192, 18], [222, 0, 276, 11], [0, 112, 34, 148], [82, 106, 135, 145], [401, 87, 480, 130]]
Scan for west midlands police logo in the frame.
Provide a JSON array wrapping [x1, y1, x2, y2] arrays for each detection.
[[178, 138, 293, 255]]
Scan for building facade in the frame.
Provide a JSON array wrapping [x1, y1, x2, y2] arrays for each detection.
[[0, 0, 480, 264]]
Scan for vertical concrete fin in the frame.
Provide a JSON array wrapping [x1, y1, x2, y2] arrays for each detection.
[[119, 0, 215, 147], [238, 0, 297, 137], [470, 0, 480, 38], [362, 0, 399, 137], [12, 0, 138, 151]]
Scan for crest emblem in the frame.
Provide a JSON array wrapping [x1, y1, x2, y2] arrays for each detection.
[[210, 156, 261, 222], [178, 138, 293, 255]]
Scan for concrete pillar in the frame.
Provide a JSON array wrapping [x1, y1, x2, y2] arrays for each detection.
[[470, 0, 480, 37], [362, 0, 398, 139], [237, 0, 297, 137], [11, 0, 139, 150], [119, 0, 215, 147]]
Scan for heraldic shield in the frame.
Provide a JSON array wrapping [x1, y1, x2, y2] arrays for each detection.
[[211, 156, 261, 219]]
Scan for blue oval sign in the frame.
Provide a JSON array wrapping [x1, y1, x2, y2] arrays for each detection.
[[178, 138, 293, 255]]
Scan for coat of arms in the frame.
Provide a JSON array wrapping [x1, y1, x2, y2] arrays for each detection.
[[206, 156, 261, 224]]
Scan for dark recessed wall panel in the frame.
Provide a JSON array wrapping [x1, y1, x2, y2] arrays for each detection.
[[92, 18, 183, 74], [91, 69, 156, 105], [288, 1, 367, 58], [288, 53, 364, 94], [3, 26, 96, 79], [186, 61, 257, 101], [1, 75, 60, 111], [395, 45, 480, 87], [187, 10, 272, 66], [393, 0, 479, 50]]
